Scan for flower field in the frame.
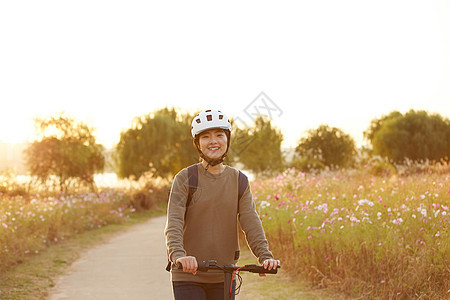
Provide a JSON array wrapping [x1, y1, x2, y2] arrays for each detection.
[[0, 189, 133, 274], [252, 169, 449, 299]]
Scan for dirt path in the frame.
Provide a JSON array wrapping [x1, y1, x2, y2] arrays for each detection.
[[48, 215, 173, 300]]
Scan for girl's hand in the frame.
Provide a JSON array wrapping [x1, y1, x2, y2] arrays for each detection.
[[176, 256, 198, 275], [263, 258, 281, 271]]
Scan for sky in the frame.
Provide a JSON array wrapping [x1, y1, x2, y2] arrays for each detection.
[[1, 0, 449, 149]]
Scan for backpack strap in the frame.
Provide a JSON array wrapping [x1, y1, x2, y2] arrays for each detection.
[[238, 170, 248, 201], [186, 164, 198, 209]]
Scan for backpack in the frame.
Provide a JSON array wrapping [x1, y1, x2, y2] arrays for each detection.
[[165, 163, 248, 271]]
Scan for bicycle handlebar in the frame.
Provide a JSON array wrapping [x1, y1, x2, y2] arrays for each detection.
[[177, 260, 279, 274]]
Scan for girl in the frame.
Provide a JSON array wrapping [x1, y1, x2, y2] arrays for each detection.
[[165, 109, 280, 300]]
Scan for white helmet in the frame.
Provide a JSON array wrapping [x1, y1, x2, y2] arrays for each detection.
[[191, 109, 231, 138]]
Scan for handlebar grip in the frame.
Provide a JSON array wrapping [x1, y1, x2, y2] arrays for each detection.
[[197, 260, 217, 272], [243, 264, 280, 274], [176, 260, 217, 271]]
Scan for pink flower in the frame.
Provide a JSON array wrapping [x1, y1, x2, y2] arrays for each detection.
[[308, 235, 312, 239], [325, 257, 330, 262], [2, 223, 7, 229]]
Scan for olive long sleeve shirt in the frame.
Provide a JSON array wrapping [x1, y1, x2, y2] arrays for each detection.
[[164, 163, 273, 283]]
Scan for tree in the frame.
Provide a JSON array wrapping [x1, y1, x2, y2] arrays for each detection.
[[295, 125, 356, 169], [116, 107, 198, 179], [24, 114, 105, 192], [233, 116, 284, 176], [364, 110, 450, 163]]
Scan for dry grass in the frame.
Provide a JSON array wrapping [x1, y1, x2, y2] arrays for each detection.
[[252, 168, 449, 299]]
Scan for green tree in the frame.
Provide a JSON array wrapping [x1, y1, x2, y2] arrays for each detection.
[[24, 114, 105, 192], [233, 116, 284, 176], [365, 110, 450, 162], [295, 125, 356, 169], [116, 107, 198, 179]]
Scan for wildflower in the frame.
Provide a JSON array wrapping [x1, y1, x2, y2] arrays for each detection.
[[420, 209, 427, 217], [259, 201, 270, 209], [2, 223, 7, 229], [350, 216, 360, 223], [294, 210, 299, 214], [330, 208, 339, 217], [358, 199, 374, 207], [392, 218, 403, 225], [308, 235, 312, 239], [362, 217, 372, 224], [325, 257, 330, 262]]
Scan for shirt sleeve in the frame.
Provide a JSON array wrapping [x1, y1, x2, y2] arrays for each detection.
[[164, 169, 189, 264], [238, 181, 274, 264]]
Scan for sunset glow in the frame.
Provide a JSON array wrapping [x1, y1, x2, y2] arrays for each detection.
[[1, 0, 449, 149]]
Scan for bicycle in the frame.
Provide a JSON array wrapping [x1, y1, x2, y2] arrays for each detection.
[[177, 260, 280, 300]]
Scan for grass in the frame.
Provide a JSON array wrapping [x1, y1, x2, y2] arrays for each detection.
[[237, 247, 343, 300], [0, 189, 137, 274], [251, 168, 449, 299], [0, 206, 166, 300]]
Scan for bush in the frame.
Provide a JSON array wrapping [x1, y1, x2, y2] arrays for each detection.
[[0, 169, 29, 197]]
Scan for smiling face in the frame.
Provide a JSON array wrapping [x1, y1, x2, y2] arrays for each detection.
[[197, 128, 228, 160]]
